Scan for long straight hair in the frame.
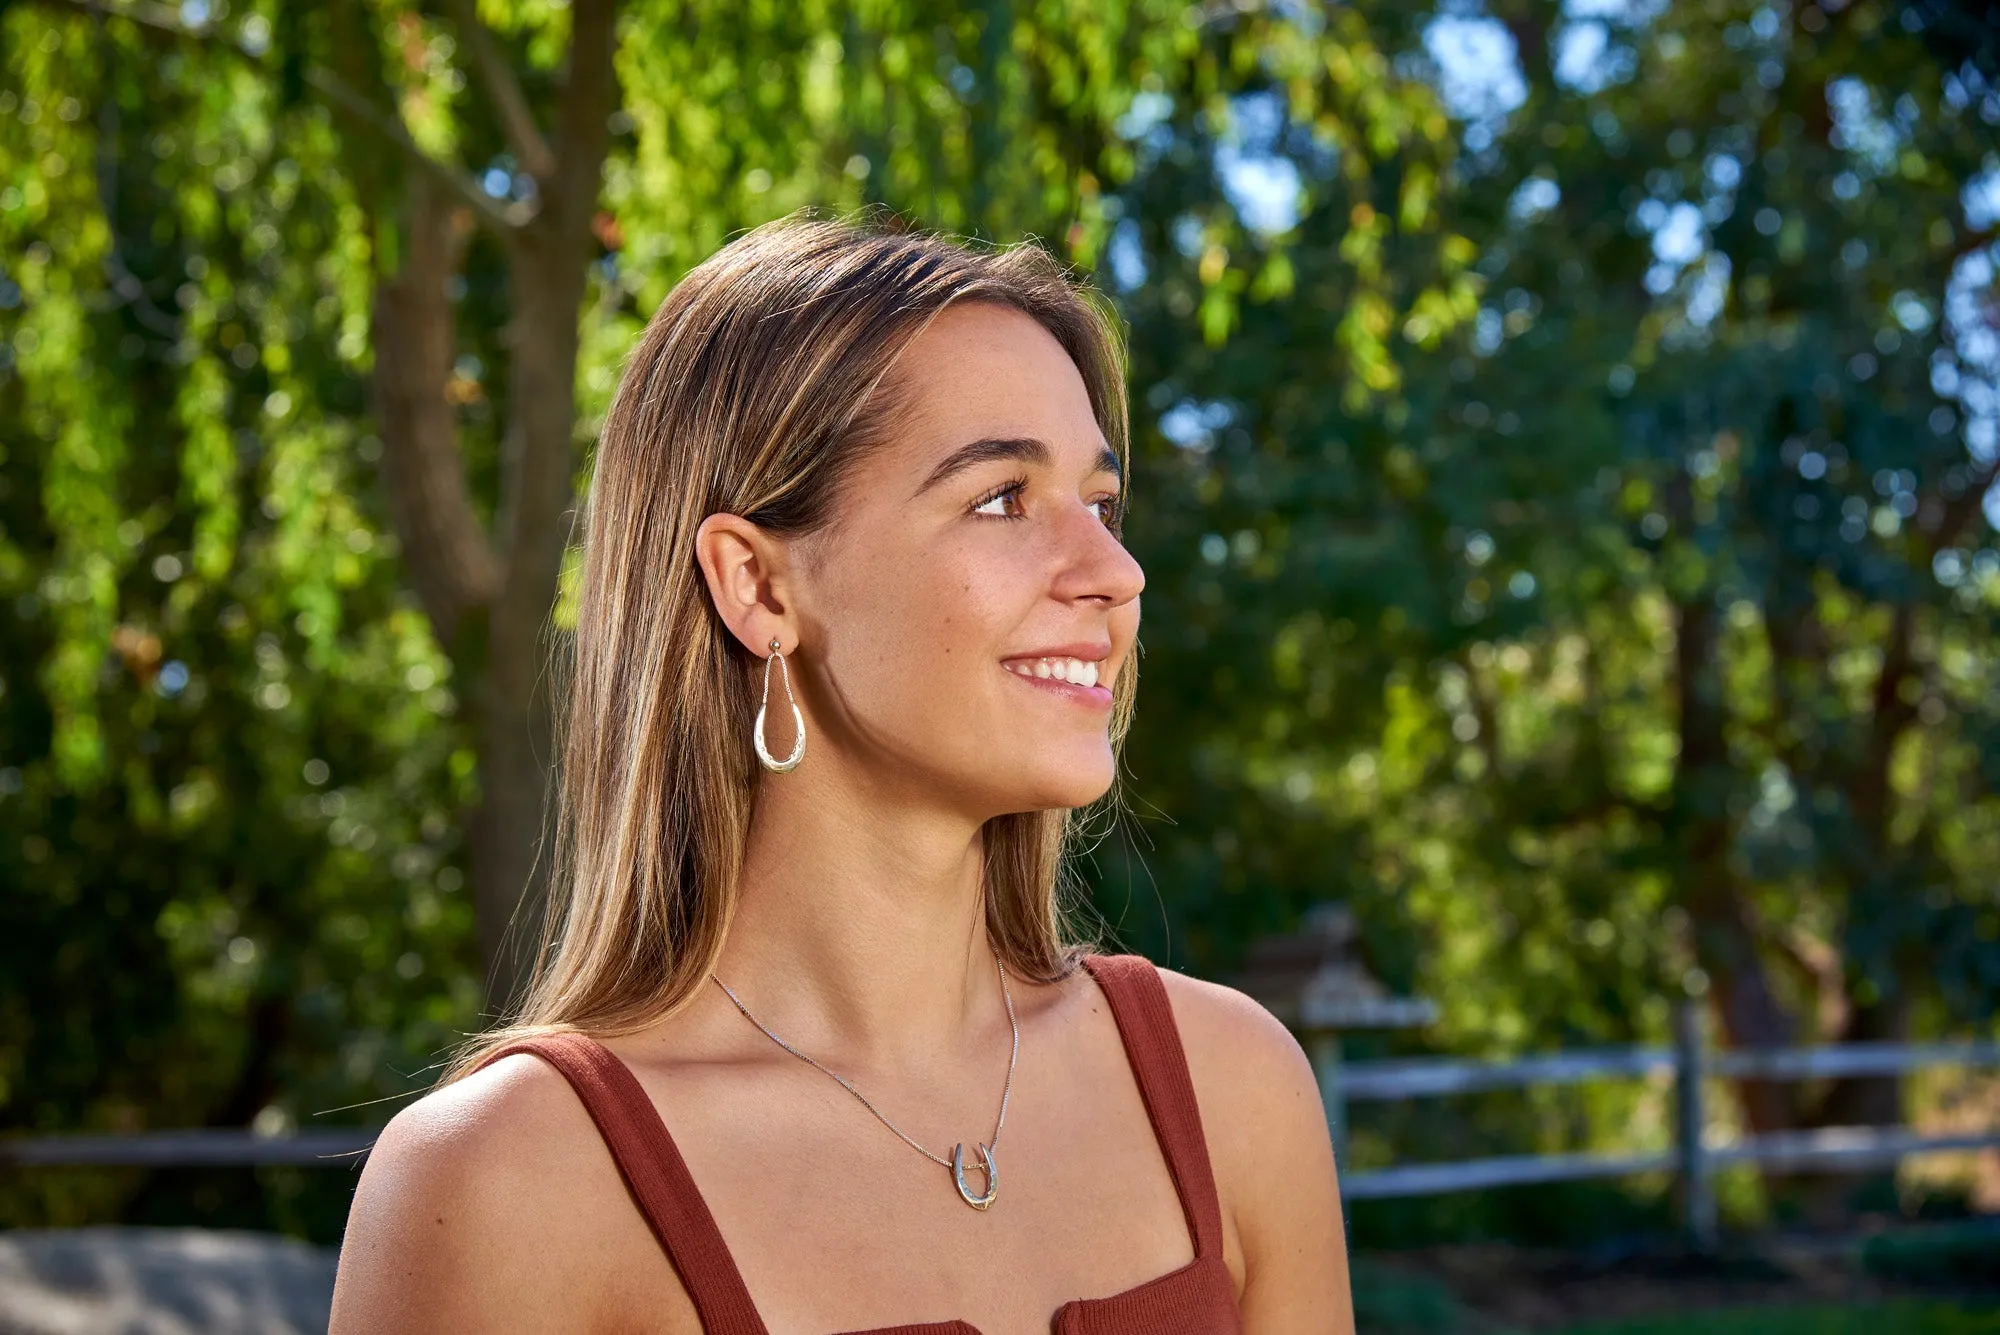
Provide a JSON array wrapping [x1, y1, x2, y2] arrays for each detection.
[[450, 215, 1136, 1076]]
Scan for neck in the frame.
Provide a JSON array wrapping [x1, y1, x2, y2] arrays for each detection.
[[711, 757, 1003, 1065]]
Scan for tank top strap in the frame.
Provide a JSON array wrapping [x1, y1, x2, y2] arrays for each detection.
[[1078, 954, 1226, 1259], [476, 1033, 769, 1335]]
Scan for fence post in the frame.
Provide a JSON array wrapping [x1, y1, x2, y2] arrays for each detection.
[[1674, 998, 1717, 1251], [1308, 1029, 1347, 1171]]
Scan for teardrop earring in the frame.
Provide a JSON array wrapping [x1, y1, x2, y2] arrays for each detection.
[[754, 638, 806, 773]]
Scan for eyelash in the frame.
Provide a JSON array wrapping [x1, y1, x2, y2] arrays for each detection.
[[971, 478, 1125, 534], [971, 477, 1030, 520]]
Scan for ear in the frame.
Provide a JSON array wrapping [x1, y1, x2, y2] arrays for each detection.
[[694, 513, 800, 657]]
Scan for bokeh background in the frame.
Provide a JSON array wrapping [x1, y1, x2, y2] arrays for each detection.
[[4, 0, 2000, 1330]]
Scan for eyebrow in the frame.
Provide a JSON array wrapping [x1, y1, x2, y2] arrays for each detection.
[[912, 436, 1122, 498]]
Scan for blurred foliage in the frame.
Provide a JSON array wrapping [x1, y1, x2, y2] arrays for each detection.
[[0, 0, 1454, 1237], [0, 5, 480, 1233], [1555, 1302, 2000, 1335], [1100, 0, 2000, 1226], [2, 0, 1998, 1246], [1351, 1258, 1511, 1334], [1861, 1217, 2000, 1284]]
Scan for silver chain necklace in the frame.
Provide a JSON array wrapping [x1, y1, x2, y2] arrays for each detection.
[[710, 948, 1020, 1211]]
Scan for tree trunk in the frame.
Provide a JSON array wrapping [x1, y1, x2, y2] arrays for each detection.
[[466, 0, 620, 1012], [1670, 590, 1801, 1133], [469, 234, 589, 1011], [361, 0, 619, 1014], [1782, 603, 1921, 1217], [469, 647, 558, 1012], [369, 177, 499, 650]]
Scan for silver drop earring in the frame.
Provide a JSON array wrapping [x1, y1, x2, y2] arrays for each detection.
[[754, 638, 806, 773]]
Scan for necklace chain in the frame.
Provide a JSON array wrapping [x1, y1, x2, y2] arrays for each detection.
[[710, 948, 1020, 1172]]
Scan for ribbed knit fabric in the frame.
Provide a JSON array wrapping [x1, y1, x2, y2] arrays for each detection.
[[476, 953, 1241, 1333]]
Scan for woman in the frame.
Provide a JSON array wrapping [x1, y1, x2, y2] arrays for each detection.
[[331, 216, 1352, 1333]]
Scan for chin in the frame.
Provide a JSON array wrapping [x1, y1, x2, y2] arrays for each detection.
[[1005, 757, 1118, 814]]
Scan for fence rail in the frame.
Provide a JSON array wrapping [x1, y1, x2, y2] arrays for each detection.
[[1319, 1005, 2000, 1245], [1342, 1149, 1677, 1201], [1333, 1041, 2000, 1102], [1711, 1041, 2000, 1081], [1340, 1047, 1675, 1100], [0, 1129, 374, 1167], [6, 1011, 1997, 1247]]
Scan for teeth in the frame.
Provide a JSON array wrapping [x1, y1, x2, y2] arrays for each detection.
[[1008, 656, 1105, 687]]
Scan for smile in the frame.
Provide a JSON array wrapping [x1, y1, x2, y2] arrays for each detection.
[[1002, 655, 1102, 688], [996, 655, 1120, 707]]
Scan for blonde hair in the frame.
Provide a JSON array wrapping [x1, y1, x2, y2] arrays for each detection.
[[450, 215, 1136, 1077]]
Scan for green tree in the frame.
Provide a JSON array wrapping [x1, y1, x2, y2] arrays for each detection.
[[0, 0, 1458, 1235], [1101, 0, 2000, 1227], [0, 4, 478, 1231]]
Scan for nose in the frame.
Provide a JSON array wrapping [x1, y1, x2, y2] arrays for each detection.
[[1052, 498, 1145, 609]]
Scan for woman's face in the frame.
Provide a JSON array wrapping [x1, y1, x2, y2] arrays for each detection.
[[792, 301, 1144, 816]]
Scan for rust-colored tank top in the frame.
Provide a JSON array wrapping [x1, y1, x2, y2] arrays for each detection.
[[477, 953, 1241, 1333]]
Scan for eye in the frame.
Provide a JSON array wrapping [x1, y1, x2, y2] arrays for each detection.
[[971, 478, 1028, 519], [1091, 495, 1125, 533]]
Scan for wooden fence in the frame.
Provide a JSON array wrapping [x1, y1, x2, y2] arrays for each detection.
[[1323, 1003, 2000, 1245], [5, 1004, 1997, 1246]]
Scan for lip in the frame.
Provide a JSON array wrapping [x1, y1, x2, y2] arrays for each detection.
[[1005, 641, 1113, 662], [1000, 643, 1116, 710]]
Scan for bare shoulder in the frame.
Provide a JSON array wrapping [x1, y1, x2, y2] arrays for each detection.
[[329, 1051, 638, 1334], [1151, 969, 1326, 1162], [1154, 968, 1356, 1332], [1153, 969, 1314, 1088]]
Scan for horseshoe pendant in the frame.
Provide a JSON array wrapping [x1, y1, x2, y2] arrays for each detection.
[[951, 1141, 998, 1210]]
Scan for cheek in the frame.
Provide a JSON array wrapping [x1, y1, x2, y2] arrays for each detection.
[[860, 534, 1026, 632], [819, 537, 1028, 698]]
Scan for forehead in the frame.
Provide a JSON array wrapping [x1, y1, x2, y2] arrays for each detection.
[[877, 301, 1106, 463]]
